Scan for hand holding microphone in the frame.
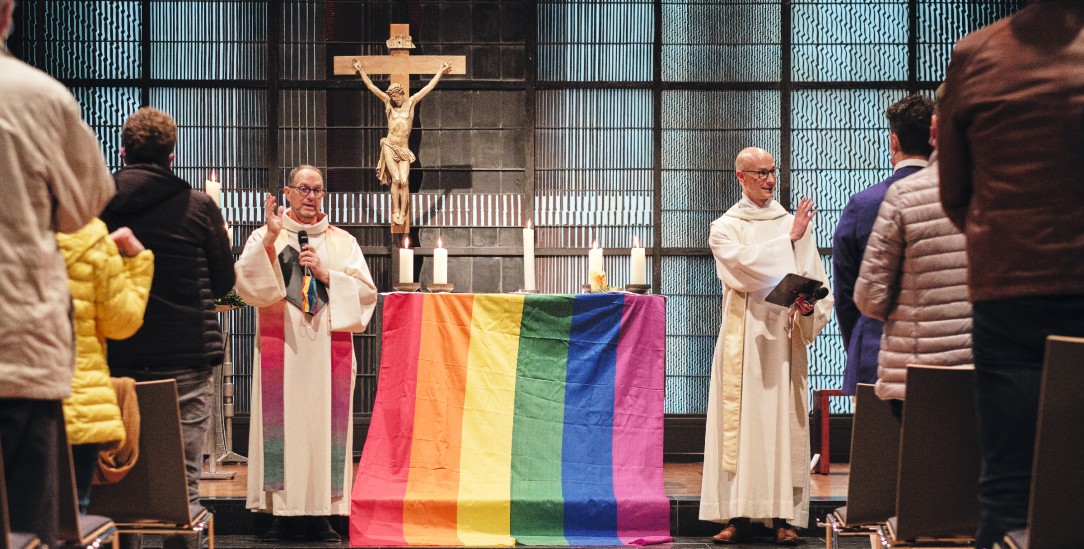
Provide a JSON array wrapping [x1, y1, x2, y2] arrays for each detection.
[[297, 230, 329, 284], [795, 286, 828, 317]]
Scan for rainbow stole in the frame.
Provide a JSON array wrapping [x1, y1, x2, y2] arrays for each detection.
[[259, 300, 353, 496], [349, 293, 670, 546]]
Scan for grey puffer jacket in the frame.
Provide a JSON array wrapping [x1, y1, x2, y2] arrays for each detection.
[[854, 154, 972, 401]]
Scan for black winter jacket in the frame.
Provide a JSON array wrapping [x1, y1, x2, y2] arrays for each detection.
[[100, 163, 235, 373]]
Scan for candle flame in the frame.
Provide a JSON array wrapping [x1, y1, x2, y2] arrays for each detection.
[[632, 235, 641, 248], [209, 171, 217, 182], [592, 239, 599, 249], [437, 236, 443, 248], [526, 220, 533, 230], [402, 236, 410, 249]]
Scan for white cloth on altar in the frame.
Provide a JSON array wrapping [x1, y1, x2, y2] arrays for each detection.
[[699, 199, 832, 527], [236, 211, 377, 516]]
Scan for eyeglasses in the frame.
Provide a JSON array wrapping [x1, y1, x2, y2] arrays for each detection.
[[741, 168, 779, 181], [289, 185, 326, 197]]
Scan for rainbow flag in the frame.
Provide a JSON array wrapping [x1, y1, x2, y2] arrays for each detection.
[[350, 293, 670, 547]]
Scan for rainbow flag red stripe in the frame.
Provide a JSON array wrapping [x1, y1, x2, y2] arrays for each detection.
[[350, 293, 670, 546]]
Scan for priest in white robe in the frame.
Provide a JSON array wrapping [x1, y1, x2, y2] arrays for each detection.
[[699, 147, 832, 545], [236, 165, 377, 541]]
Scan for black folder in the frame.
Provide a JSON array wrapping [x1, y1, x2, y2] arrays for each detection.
[[764, 273, 825, 307]]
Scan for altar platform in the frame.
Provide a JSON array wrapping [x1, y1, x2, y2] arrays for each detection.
[[195, 461, 849, 538]]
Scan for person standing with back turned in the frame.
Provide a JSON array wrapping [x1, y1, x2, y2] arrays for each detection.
[[938, 3, 1084, 547], [0, 1, 117, 544], [100, 107, 235, 549]]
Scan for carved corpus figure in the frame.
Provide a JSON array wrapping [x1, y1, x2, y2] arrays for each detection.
[[354, 58, 452, 227]]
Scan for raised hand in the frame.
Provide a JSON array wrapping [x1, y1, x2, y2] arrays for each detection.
[[440, 60, 452, 74], [263, 193, 284, 248], [790, 197, 816, 243]]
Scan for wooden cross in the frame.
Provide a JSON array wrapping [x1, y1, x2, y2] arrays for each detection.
[[333, 24, 466, 233]]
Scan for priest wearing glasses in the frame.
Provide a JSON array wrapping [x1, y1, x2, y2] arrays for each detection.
[[236, 164, 377, 542]]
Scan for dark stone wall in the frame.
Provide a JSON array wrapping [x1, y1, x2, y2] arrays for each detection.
[[324, 1, 529, 294]]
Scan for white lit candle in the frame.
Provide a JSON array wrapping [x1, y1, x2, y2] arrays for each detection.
[[399, 237, 414, 284], [589, 239, 604, 276], [523, 221, 536, 291], [205, 172, 221, 208], [433, 236, 448, 285], [630, 235, 646, 285]]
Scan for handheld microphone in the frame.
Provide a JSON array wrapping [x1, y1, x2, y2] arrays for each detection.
[[798, 286, 829, 317], [297, 230, 311, 276]]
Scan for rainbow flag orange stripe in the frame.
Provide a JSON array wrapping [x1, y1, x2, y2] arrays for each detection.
[[350, 293, 670, 546]]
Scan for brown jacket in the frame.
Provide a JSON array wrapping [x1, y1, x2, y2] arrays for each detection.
[[939, 3, 1084, 302], [95, 377, 140, 485]]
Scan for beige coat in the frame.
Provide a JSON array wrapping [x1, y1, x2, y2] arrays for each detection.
[[854, 156, 972, 401], [57, 219, 153, 445], [0, 46, 115, 400]]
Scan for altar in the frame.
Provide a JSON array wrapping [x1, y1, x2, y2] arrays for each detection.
[[349, 292, 671, 547]]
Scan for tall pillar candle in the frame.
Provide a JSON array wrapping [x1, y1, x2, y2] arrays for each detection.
[[205, 174, 221, 208], [433, 237, 448, 284], [523, 222, 536, 290], [588, 240, 604, 275], [399, 237, 414, 283], [630, 236, 646, 285]]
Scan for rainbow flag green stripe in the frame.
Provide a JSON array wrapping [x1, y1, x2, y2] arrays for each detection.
[[510, 295, 573, 545], [350, 293, 670, 547]]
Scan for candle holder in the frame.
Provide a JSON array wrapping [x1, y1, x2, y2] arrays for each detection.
[[426, 283, 454, 293], [582, 284, 615, 294], [625, 284, 651, 294], [393, 282, 421, 292]]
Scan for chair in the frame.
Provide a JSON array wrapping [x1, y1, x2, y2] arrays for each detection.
[[0, 440, 42, 549], [811, 388, 844, 474], [87, 380, 214, 549], [823, 383, 900, 548], [55, 416, 118, 549], [997, 336, 1084, 549], [878, 365, 980, 547]]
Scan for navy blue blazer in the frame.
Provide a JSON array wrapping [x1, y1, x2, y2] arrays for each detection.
[[833, 163, 925, 395]]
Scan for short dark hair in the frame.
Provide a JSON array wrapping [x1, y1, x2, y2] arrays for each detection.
[[121, 107, 177, 166], [886, 94, 934, 157], [287, 164, 323, 186]]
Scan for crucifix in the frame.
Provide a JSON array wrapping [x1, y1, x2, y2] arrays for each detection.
[[333, 24, 467, 233]]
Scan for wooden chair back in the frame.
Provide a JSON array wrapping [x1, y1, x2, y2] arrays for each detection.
[[894, 365, 981, 540], [1021, 336, 1084, 549], [842, 383, 902, 526], [54, 411, 117, 548], [88, 379, 192, 526]]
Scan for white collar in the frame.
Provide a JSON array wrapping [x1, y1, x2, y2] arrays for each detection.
[[893, 158, 929, 172], [736, 195, 774, 210]]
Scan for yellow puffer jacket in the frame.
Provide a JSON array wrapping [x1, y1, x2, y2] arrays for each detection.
[[57, 218, 154, 445]]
